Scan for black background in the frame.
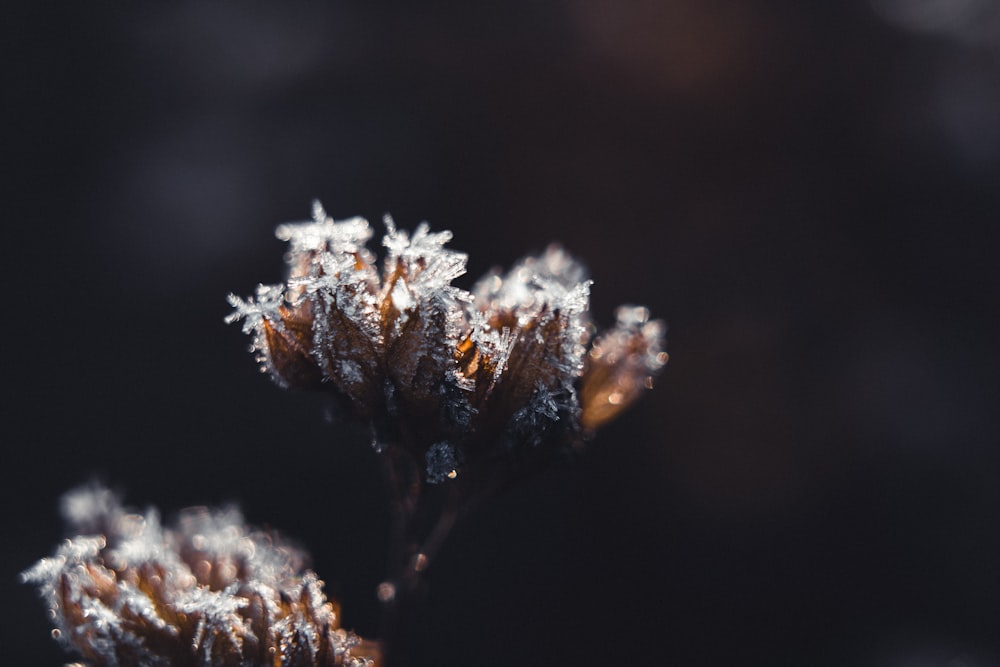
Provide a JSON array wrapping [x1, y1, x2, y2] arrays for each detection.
[[6, 2, 1000, 665]]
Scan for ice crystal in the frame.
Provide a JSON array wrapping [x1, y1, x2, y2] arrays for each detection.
[[228, 202, 667, 482], [21, 484, 378, 667], [424, 442, 461, 484]]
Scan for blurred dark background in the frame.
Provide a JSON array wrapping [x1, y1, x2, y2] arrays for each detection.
[[5, 2, 1000, 665]]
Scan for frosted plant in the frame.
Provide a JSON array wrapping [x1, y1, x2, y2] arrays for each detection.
[[24, 204, 667, 666], [21, 484, 378, 667], [227, 202, 668, 483], [224, 204, 668, 663]]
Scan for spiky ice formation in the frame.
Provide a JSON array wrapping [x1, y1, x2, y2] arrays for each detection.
[[227, 202, 667, 482], [21, 484, 378, 667]]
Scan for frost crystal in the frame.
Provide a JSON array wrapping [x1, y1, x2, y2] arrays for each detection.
[[425, 442, 461, 484], [228, 202, 667, 482], [22, 485, 377, 667]]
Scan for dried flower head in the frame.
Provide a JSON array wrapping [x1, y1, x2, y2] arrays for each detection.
[[21, 484, 378, 667], [227, 202, 667, 482]]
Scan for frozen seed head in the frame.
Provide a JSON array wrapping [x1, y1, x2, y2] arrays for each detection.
[[228, 202, 667, 482], [22, 485, 378, 667]]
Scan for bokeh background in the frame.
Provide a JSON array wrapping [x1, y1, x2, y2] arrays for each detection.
[[6, 2, 1000, 665]]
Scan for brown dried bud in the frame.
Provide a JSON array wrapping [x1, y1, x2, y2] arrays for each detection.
[[580, 305, 669, 431]]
